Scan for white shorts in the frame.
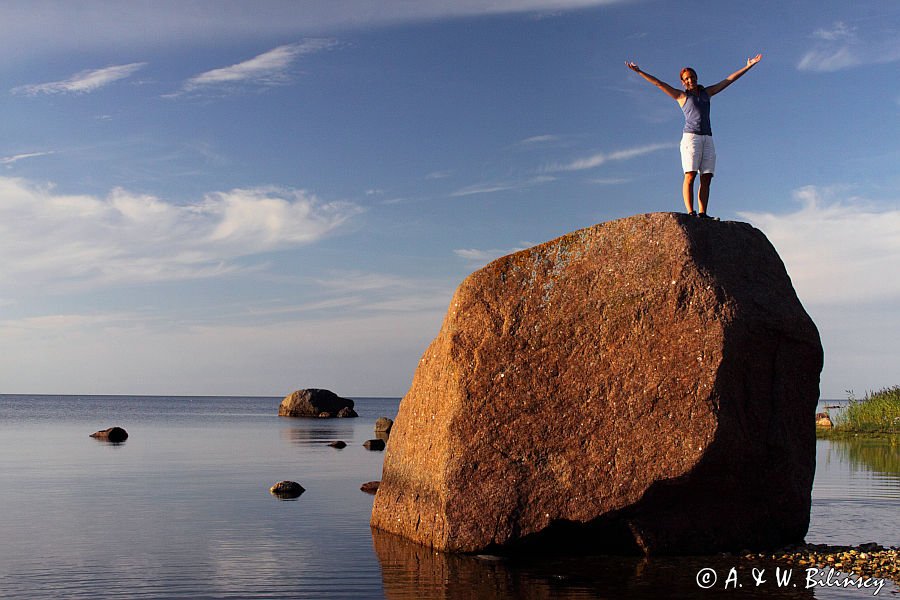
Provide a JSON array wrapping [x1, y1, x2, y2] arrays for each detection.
[[680, 133, 716, 174]]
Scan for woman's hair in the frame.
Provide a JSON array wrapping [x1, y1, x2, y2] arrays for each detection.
[[680, 67, 698, 81]]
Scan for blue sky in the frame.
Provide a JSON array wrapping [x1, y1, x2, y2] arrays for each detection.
[[0, 0, 898, 398]]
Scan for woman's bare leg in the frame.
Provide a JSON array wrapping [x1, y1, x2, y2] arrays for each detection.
[[698, 173, 713, 214], [683, 171, 697, 213]]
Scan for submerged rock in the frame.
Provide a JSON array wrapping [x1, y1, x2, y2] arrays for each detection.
[[270, 481, 305, 499], [89, 427, 128, 443], [328, 440, 348, 449], [371, 212, 823, 554], [278, 389, 356, 418]]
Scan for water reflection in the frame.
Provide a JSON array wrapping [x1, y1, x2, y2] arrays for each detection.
[[371, 529, 816, 599], [828, 436, 900, 479], [279, 425, 356, 446]]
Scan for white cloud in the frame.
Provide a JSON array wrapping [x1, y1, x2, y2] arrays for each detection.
[[739, 186, 900, 306], [12, 63, 146, 95], [797, 45, 859, 73], [798, 21, 900, 72], [179, 39, 337, 94], [0, 177, 362, 288], [739, 186, 900, 398], [545, 142, 674, 172], [450, 175, 555, 197]]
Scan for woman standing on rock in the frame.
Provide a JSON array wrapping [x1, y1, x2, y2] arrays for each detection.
[[625, 55, 762, 218]]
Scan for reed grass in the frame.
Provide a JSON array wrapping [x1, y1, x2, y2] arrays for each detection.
[[833, 386, 900, 433]]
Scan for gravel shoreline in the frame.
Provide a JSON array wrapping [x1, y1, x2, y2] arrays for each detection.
[[739, 543, 899, 584]]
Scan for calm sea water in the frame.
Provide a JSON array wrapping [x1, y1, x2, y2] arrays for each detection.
[[0, 396, 896, 599]]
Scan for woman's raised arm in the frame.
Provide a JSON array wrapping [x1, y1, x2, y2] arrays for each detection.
[[705, 54, 762, 96], [625, 61, 684, 102]]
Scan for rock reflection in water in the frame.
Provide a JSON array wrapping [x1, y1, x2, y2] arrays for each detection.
[[371, 529, 815, 599], [279, 425, 355, 446]]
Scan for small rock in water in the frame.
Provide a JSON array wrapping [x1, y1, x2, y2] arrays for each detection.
[[328, 440, 347, 449], [374, 417, 394, 434], [363, 439, 386, 451], [815, 412, 833, 428], [270, 481, 305, 499], [361, 481, 380, 494], [89, 427, 128, 443], [337, 407, 358, 418]]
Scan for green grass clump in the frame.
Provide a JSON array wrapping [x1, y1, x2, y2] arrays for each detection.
[[834, 386, 900, 433]]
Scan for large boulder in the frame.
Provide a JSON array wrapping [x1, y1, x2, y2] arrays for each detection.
[[371, 212, 823, 555], [278, 388, 356, 418]]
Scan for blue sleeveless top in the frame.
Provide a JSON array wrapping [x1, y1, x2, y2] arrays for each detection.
[[682, 87, 712, 136]]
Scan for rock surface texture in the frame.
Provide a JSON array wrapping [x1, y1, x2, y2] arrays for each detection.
[[278, 389, 356, 418], [370, 212, 823, 555]]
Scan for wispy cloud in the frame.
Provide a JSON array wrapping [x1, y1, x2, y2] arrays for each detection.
[[1, 151, 55, 165], [313, 271, 454, 313], [0, 1, 630, 59], [544, 142, 674, 172], [518, 134, 563, 146], [798, 21, 900, 72], [0, 306, 445, 396], [187, 270, 452, 324], [454, 244, 531, 264], [812, 21, 855, 41], [511, 134, 578, 151], [0, 177, 362, 288], [178, 39, 337, 94], [587, 177, 630, 185], [12, 63, 146, 95], [739, 186, 900, 305], [450, 175, 555, 197]]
